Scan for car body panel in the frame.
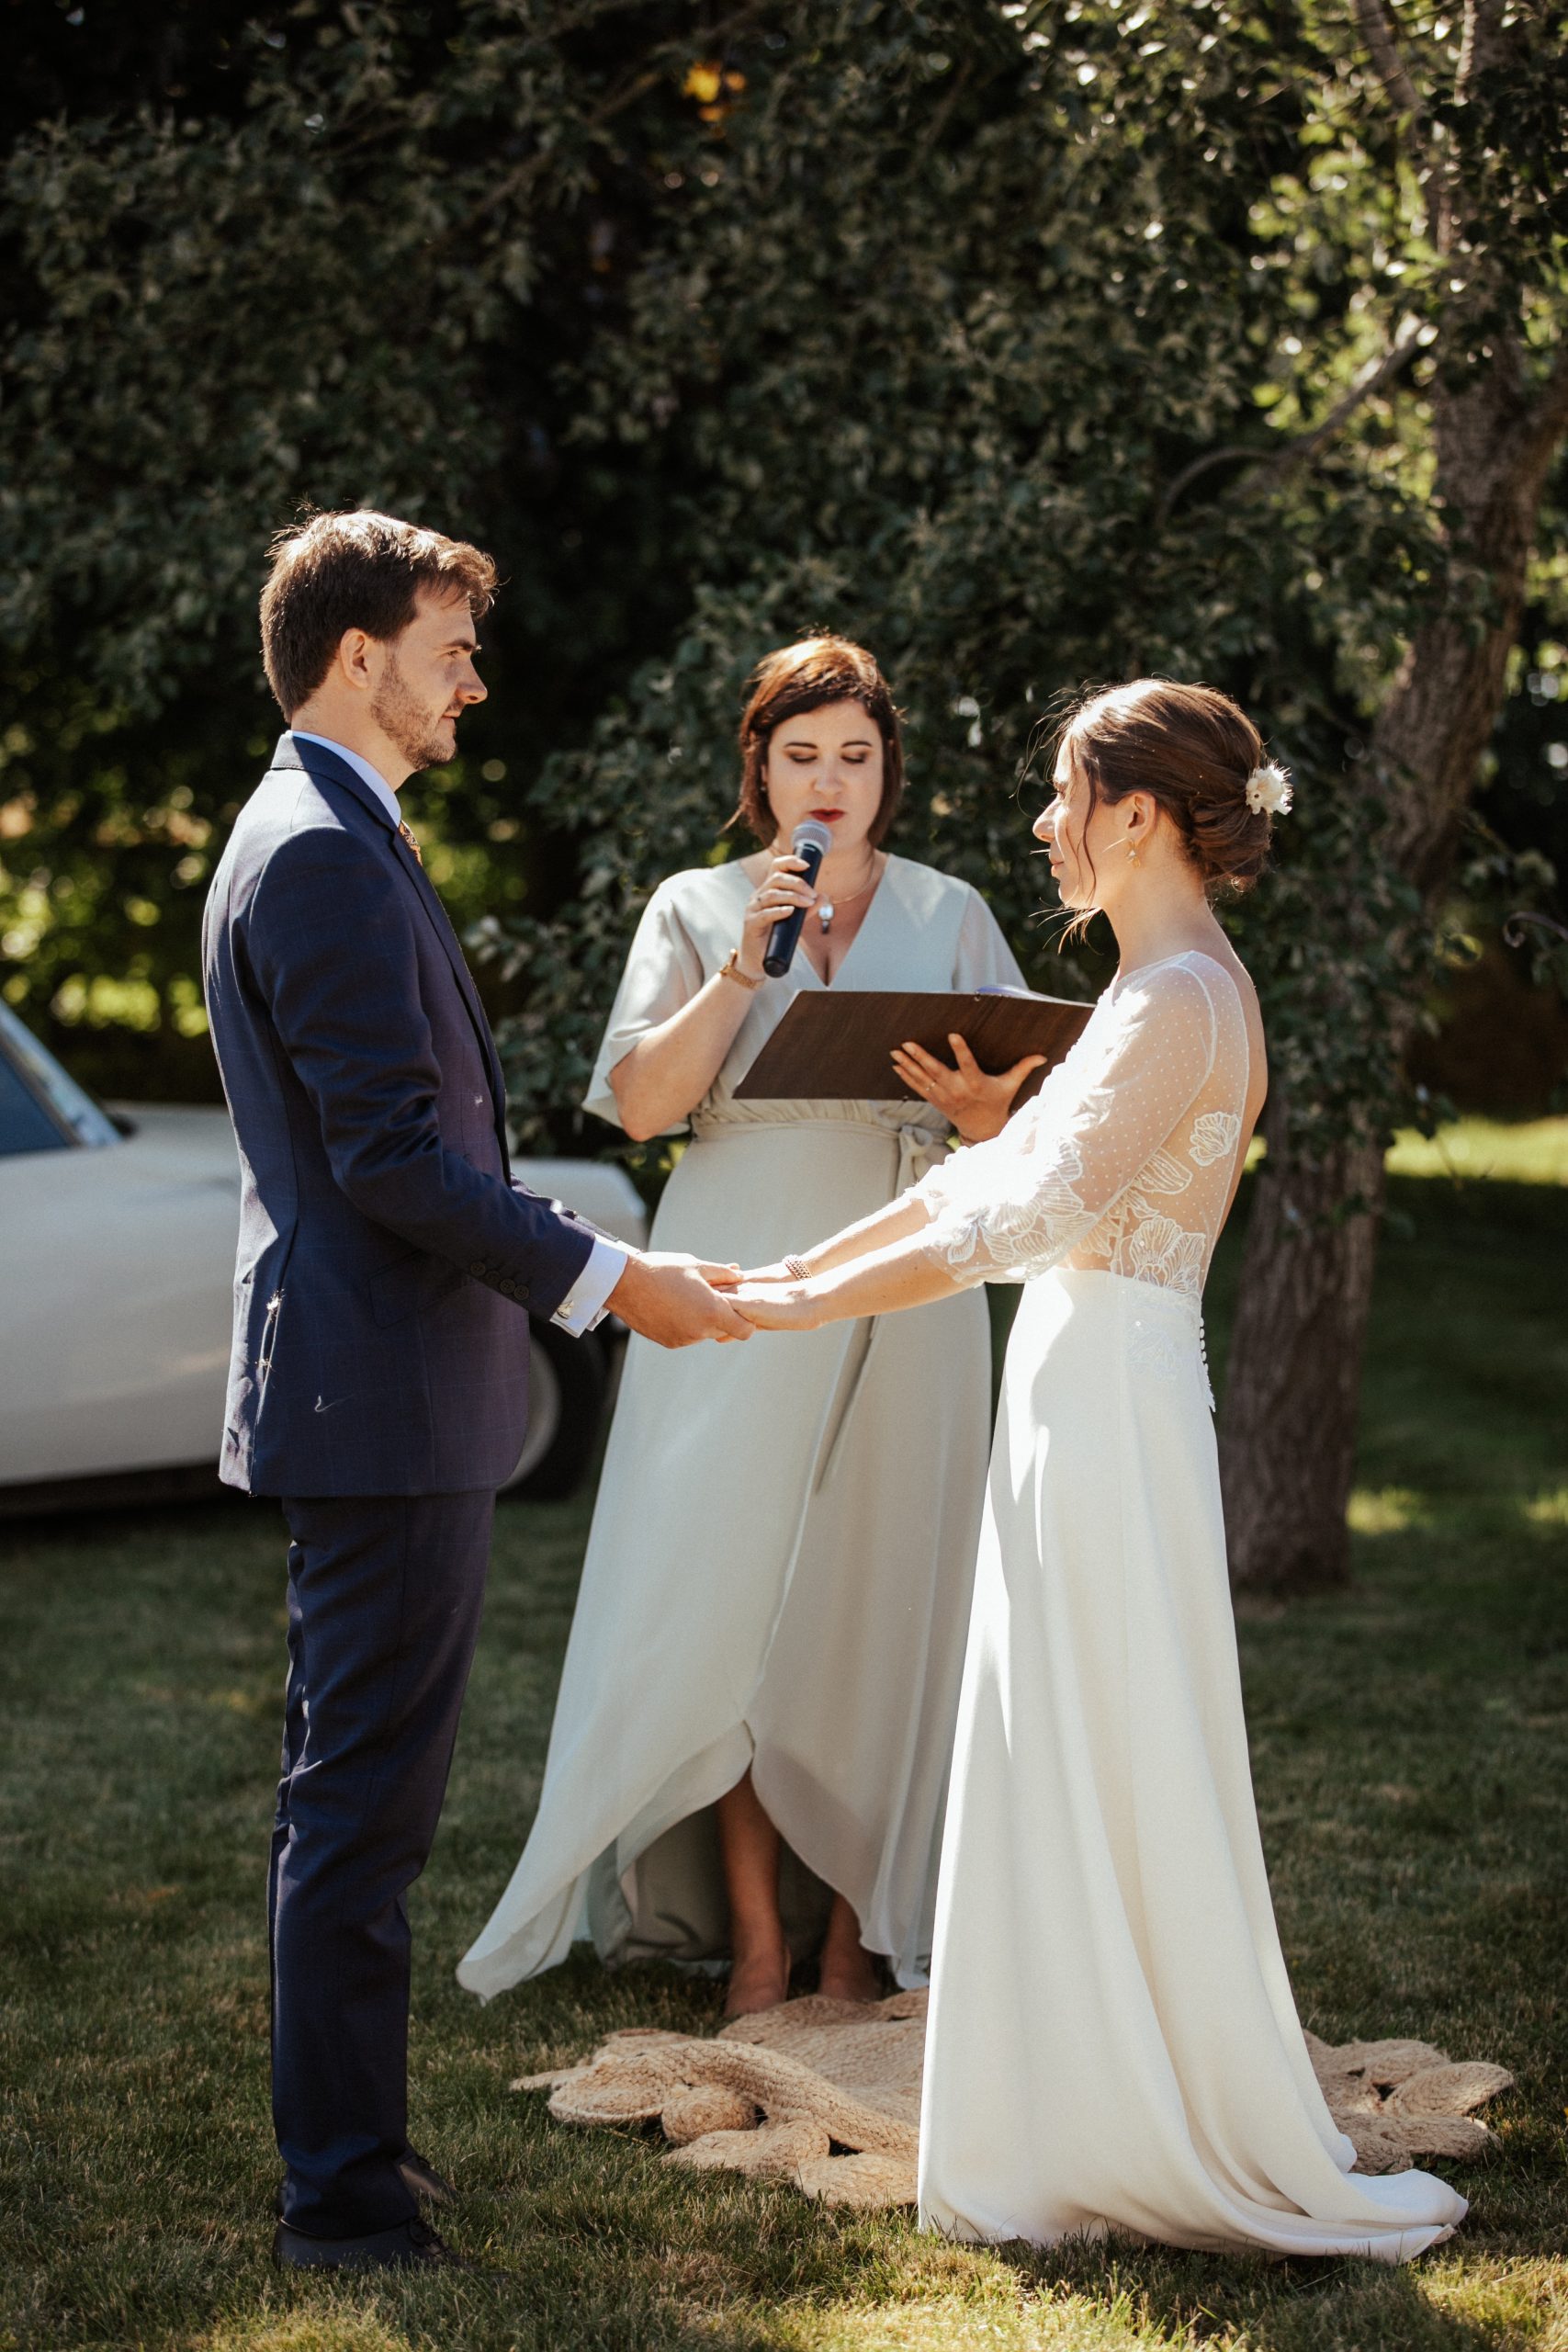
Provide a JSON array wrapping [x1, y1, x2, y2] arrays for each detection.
[[0, 1080, 647, 1489], [0, 1107, 239, 1482]]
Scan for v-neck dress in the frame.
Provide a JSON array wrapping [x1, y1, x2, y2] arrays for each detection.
[[458, 854, 1025, 1995]]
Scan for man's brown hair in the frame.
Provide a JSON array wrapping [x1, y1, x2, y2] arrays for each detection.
[[731, 636, 905, 844], [259, 509, 499, 718]]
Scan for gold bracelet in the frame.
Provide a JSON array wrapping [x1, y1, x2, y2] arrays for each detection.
[[784, 1256, 812, 1282], [720, 947, 763, 991]]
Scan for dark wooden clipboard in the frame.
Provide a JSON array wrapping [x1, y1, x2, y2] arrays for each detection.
[[733, 988, 1091, 1104]]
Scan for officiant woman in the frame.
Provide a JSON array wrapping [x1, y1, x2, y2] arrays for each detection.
[[459, 636, 1038, 2015]]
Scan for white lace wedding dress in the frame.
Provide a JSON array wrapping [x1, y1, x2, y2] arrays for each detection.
[[906, 949, 1465, 2259]]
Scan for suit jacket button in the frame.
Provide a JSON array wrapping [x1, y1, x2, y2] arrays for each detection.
[[469, 1260, 486, 1275], [515, 1286, 529, 1303]]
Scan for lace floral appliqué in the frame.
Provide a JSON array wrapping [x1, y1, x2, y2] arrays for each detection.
[[934, 1136, 1094, 1281], [1126, 1214, 1206, 1293], [1190, 1111, 1241, 1168]]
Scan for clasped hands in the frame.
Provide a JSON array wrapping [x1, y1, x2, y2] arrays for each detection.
[[607, 1035, 1037, 1346], [604, 1249, 815, 1346], [709, 1036, 1039, 1333]]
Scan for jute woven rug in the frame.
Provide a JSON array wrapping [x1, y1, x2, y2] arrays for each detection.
[[515, 1988, 1512, 2210]]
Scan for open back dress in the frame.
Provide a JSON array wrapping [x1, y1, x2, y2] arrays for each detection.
[[908, 950, 1465, 2258]]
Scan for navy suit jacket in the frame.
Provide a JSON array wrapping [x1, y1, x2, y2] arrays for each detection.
[[201, 733, 597, 1497]]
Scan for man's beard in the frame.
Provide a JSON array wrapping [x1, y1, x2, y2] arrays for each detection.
[[371, 650, 451, 772]]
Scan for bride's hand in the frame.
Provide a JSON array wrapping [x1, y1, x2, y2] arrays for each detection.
[[729, 1279, 819, 1330], [719, 1260, 795, 1287], [890, 1034, 1046, 1145]]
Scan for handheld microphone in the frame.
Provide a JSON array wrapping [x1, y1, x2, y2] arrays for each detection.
[[762, 819, 835, 978]]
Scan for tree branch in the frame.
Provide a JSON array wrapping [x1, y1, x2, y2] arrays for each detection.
[[915, 58, 973, 159], [464, 68, 665, 229], [1354, 0, 1428, 138], [1264, 322, 1427, 470], [459, 0, 770, 234], [1522, 338, 1568, 473], [1156, 323, 1427, 522], [1457, 0, 1508, 96]]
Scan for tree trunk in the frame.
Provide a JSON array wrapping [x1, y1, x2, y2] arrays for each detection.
[[1219, 1115, 1385, 1595], [1224, 338, 1568, 1596]]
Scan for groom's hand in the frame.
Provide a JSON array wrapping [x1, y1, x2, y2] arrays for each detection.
[[608, 1252, 754, 1348]]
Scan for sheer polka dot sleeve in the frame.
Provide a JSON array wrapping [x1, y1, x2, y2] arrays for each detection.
[[908, 962, 1225, 1287]]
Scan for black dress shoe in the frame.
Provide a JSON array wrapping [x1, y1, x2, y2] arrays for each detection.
[[396, 2146, 458, 2207], [275, 2146, 458, 2221], [273, 2215, 471, 2271]]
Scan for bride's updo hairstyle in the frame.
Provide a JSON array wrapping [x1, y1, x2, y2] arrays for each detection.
[[732, 635, 906, 845], [1055, 678, 1278, 902]]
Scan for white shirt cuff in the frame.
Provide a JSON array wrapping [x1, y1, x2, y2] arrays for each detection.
[[551, 1234, 627, 1336]]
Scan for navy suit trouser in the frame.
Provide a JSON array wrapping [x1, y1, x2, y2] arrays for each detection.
[[269, 1488, 494, 2239]]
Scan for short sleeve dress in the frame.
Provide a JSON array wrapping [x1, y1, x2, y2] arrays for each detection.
[[458, 854, 1025, 1995]]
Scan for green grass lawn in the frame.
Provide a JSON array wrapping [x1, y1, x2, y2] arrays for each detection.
[[1383, 1116, 1568, 1187], [3, 1170, 1566, 2352]]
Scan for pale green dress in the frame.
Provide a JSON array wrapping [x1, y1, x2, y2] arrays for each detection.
[[459, 854, 1024, 1996]]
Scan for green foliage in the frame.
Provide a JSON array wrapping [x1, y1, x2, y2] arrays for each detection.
[[0, 0, 717, 1092], [483, 0, 1463, 1148], [0, 0, 1563, 1131]]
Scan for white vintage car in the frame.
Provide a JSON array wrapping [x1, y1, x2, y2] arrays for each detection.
[[0, 1003, 645, 1514]]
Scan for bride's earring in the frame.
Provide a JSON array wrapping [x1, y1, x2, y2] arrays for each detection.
[[1127, 837, 1141, 866]]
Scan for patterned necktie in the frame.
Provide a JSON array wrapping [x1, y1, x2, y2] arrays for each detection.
[[398, 819, 423, 867]]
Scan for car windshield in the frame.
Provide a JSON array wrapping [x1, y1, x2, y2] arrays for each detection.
[[0, 1003, 122, 1152]]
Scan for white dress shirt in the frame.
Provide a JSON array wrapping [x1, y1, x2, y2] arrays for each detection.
[[288, 730, 626, 1337]]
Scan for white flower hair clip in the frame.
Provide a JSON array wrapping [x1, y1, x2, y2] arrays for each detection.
[[1246, 760, 1292, 818]]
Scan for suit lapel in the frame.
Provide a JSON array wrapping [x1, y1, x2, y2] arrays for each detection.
[[389, 828, 512, 1165], [273, 735, 513, 1170]]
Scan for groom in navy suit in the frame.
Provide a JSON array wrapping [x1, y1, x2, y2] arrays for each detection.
[[203, 510, 750, 2270]]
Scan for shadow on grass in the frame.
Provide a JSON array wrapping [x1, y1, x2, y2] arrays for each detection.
[[998, 2230, 1537, 2352]]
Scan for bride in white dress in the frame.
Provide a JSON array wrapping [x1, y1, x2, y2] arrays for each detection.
[[731, 679, 1465, 2260]]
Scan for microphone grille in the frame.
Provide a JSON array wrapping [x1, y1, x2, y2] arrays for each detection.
[[793, 819, 835, 857]]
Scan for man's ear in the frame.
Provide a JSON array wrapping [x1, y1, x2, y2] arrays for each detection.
[[337, 627, 378, 694]]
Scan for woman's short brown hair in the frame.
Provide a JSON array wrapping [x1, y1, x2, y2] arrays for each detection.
[[731, 636, 905, 844], [1054, 678, 1279, 899], [259, 508, 499, 718]]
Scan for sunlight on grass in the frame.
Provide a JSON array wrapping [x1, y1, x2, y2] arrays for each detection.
[[1385, 1117, 1568, 1186], [1523, 1487, 1568, 1528], [1347, 1486, 1427, 1534], [197, 2316, 411, 2352], [773, 2250, 1568, 2349], [1416, 2253, 1568, 2339], [787, 2287, 1190, 2350], [1244, 1119, 1568, 1185]]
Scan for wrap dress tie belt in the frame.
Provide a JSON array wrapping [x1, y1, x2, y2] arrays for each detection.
[[686, 1108, 953, 1491]]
